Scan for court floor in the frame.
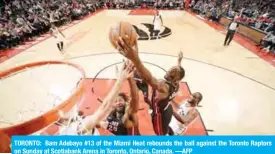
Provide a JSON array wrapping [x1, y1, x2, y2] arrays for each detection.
[[0, 10, 275, 135]]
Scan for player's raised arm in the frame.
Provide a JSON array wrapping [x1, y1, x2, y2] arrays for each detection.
[[121, 64, 139, 128], [171, 99, 181, 109], [172, 109, 198, 125], [177, 51, 183, 67], [82, 61, 134, 133], [128, 67, 139, 113], [117, 36, 162, 90]]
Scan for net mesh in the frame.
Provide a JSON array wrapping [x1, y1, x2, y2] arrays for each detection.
[[0, 61, 85, 135]]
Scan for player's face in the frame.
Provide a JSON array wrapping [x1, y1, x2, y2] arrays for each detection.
[[115, 96, 126, 112], [188, 93, 200, 106], [188, 95, 196, 106], [165, 66, 181, 82]]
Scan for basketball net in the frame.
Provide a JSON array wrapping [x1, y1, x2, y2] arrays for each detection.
[[0, 61, 85, 136]]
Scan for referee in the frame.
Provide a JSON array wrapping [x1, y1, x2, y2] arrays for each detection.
[[224, 17, 239, 46]]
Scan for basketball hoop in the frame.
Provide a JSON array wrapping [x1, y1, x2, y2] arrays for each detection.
[[0, 61, 85, 137]]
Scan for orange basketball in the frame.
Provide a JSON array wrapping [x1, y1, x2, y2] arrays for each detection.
[[109, 21, 138, 49], [0, 131, 11, 153]]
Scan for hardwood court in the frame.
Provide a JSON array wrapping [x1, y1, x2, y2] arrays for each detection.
[[0, 9, 275, 135]]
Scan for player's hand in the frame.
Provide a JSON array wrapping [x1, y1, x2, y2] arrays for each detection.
[[118, 60, 135, 80], [127, 61, 135, 79], [117, 35, 139, 61], [178, 51, 183, 65]]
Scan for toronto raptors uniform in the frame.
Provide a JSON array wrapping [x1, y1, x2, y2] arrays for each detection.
[[51, 27, 64, 43], [169, 101, 195, 135], [153, 15, 162, 31], [51, 27, 65, 52]]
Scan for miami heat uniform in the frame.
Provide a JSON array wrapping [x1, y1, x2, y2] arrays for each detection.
[[106, 111, 140, 135], [134, 72, 179, 135], [151, 81, 178, 135]]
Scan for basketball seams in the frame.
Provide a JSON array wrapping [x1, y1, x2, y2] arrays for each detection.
[[109, 21, 138, 49]]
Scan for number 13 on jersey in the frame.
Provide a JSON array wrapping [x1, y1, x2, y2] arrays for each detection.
[[84, 140, 94, 146]]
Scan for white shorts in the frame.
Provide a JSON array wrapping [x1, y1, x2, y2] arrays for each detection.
[[154, 23, 161, 31], [169, 116, 187, 135], [56, 37, 64, 43], [170, 125, 186, 135]]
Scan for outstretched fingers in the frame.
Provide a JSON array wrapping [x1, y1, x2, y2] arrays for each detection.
[[116, 41, 126, 57], [121, 36, 132, 51], [125, 61, 133, 72], [125, 60, 135, 77], [178, 51, 183, 59]]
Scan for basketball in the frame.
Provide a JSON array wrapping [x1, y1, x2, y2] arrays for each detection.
[[0, 131, 11, 153], [109, 21, 138, 49]]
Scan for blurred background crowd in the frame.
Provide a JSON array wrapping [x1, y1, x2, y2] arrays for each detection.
[[188, 0, 275, 53], [0, 0, 103, 50]]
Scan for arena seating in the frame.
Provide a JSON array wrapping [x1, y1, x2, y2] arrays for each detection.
[[0, 0, 104, 51]]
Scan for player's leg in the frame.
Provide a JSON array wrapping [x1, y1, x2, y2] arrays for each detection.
[[151, 106, 174, 135], [155, 30, 160, 39], [151, 111, 163, 135], [224, 31, 231, 46], [57, 42, 62, 51], [161, 105, 173, 135], [227, 32, 235, 46], [61, 41, 64, 50]]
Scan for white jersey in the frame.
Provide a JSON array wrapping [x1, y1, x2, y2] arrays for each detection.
[[51, 27, 64, 42], [153, 15, 162, 31], [169, 101, 194, 135], [59, 121, 100, 136]]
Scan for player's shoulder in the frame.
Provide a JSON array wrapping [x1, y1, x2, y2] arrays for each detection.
[[159, 79, 170, 88], [178, 100, 187, 108], [189, 108, 199, 116], [156, 80, 169, 94]]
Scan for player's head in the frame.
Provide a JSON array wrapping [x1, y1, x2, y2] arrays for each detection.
[[188, 92, 203, 106], [114, 93, 129, 113], [164, 66, 185, 83], [156, 10, 159, 15]]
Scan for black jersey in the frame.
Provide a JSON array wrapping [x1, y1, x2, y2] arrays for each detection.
[[152, 80, 178, 111], [134, 71, 148, 94], [106, 111, 128, 135], [106, 109, 140, 136], [151, 80, 179, 135]]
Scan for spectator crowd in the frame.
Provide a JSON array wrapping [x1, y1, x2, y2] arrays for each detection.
[[105, 0, 184, 10], [0, 0, 103, 51], [188, 0, 275, 54], [1, 0, 275, 54]]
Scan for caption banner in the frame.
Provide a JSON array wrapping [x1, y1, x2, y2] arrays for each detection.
[[12, 136, 275, 154]]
